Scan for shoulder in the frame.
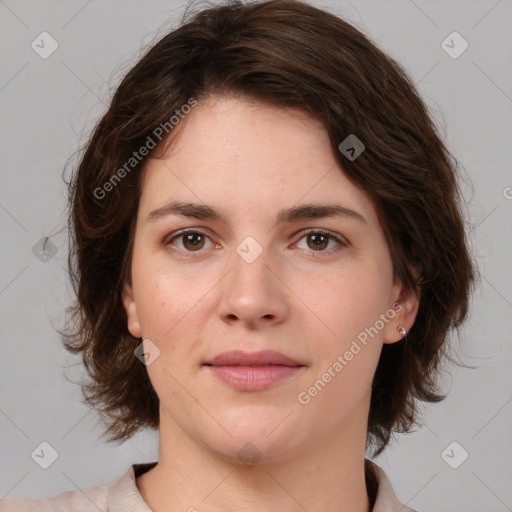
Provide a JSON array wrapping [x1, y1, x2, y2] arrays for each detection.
[[0, 481, 110, 512], [0, 462, 156, 512], [365, 458, 422, 512]]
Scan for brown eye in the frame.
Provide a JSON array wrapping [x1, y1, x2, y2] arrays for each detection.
[[166, 230, 213, 253], [295, 229, 348, 256], [181, 232, 205, 251], [306, 232, 329, 251]]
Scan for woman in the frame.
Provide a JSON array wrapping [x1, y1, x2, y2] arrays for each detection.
[[1, 0, 475, 510]]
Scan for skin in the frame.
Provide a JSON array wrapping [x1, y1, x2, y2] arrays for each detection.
[[122, 95, 419, 512]]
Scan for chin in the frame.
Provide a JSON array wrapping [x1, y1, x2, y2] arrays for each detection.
[[208, 437, 294, 467], [203, 419, 301, 466]]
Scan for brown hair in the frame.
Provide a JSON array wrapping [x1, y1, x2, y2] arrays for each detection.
[[61, 0, 475, 456]]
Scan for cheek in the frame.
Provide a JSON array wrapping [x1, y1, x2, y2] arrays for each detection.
[[302, 271, 388, 412], [131, 244, 207, 337], [131, 261, 215, 387], [303, 264, 392, 387], [133, 274, 168, 337], [315, 263, 390, 333], [135, 277, 188, 341]]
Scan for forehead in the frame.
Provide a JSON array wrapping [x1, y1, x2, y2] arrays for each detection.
[[137, 95, 378, 226]]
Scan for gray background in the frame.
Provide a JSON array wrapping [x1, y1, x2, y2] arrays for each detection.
[[1, 0, 511, 510]]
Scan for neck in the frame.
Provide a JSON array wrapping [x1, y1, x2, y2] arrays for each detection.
[[136, 410, 372, 512]]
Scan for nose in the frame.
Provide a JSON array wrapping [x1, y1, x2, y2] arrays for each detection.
[[216, 242, 289, 328]]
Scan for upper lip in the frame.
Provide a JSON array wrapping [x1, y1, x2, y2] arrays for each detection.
[[204, 350, 304, 367]]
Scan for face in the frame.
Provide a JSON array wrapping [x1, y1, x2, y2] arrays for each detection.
[[122, 95, 418, 463]]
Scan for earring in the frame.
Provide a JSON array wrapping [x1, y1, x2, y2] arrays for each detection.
[[397, 325, 406, 338]]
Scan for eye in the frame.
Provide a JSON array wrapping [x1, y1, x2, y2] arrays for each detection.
[[165, 230, 216, 254], [164, 228, 348, 257], [294, 229, 348, 255]]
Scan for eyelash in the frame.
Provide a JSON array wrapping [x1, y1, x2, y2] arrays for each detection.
[[164, 228, 349, 257]]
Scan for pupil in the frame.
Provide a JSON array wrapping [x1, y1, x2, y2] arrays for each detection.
[[309, 234, 327, 250], [185, 233, 204, 250]]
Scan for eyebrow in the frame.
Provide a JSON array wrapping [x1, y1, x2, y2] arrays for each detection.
[[146, 200, 367, 225]]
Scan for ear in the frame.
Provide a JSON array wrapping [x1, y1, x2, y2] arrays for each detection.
[[383, 282, 420, 344], [122, 281, 142, 339]]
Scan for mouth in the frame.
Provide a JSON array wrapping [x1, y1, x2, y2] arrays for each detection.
[[203, 350, 306, 391], [203, 349, 304, 367]]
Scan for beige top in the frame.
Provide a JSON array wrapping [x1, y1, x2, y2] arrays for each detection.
[[0, 459, 419, 511]]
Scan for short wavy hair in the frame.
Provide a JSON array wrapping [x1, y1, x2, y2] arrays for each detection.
[[61, 0, 475, 456]]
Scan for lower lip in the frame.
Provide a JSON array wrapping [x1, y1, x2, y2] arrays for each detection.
[[205, 365, 304, 391]]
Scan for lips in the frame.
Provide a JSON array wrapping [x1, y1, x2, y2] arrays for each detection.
[[203, 349, 304, 367], [203, 349, 305, 391]]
